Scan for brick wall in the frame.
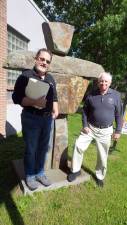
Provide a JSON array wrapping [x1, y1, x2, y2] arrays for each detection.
[[0, 0, 7, 137]]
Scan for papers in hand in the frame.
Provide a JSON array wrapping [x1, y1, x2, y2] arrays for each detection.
[[25, 78, 50, 99], [25, 78, 50, 109]]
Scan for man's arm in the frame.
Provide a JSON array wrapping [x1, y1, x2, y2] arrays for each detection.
[[113, 92, 123, 140], [21, 96, 47, 108], [52, 101, 59, 119], [12, 75, 27, 105], [82, 95, 91, 134], [48, 76, 58, 119]]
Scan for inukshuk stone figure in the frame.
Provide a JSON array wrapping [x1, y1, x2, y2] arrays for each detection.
[[5, 22, 104, 171]]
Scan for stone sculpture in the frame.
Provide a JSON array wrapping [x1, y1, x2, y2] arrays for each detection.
[[4, 22, 104, 172]]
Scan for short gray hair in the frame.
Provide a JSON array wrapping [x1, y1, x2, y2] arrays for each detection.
[[98, 72, 112, 83]]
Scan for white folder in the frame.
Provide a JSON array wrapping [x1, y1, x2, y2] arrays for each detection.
[[25, 78, 50, 99]]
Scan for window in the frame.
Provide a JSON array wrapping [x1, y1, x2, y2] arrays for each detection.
[[7, 25, 29, 88], [8, 30, 28, 54], [8, 70, 21, 86]]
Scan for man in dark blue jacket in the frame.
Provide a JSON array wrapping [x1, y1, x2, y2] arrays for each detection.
[[67, 72, 122, 187]]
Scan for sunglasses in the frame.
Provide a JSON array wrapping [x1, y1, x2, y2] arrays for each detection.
[[37, 57, 51, 64]]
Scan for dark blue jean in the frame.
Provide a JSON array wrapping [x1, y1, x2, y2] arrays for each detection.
[[21, 110, 52, 178]]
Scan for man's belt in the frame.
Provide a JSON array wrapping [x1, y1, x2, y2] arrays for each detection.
[[24, 109, 51, 116], [90, 123, 112, 129]]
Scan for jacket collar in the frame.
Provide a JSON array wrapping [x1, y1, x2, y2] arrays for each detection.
[[96, 87, 113, 95]]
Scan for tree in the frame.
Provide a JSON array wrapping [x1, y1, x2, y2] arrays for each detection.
[[34, 0, 127, 92]]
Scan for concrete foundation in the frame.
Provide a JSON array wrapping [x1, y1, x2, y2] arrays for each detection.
[[12, 159, 90, 195]]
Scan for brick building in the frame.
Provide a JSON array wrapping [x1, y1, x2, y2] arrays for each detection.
[[0, 0, 7, 138], [0, 0, 48, 137]]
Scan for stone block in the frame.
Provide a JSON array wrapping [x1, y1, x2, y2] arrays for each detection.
[[42, 22, 74, 55], [53, 74, 89, 114], [4, 51, 104, 78], [50, 55, 104, 78], [49, 22, 75, 55], [52, 116, 68, 169]]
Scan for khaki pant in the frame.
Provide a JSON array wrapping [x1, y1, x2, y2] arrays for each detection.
[[72, 124, 113, 180]]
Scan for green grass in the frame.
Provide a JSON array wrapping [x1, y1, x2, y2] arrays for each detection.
[[0, 113, 127, 225]]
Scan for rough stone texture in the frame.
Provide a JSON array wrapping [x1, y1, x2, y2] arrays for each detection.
[[42, 22, 75, 55], [53, 74, 89, 114], [0, 0, 7, 137], [4, 50, 35, 70], [52, 116, 68, 170], [4, 51, 104, 78], [50, 55, 104, 78], [44, 120, 54, 170]]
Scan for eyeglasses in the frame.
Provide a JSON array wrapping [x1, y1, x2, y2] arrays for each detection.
[[37, 57, 51, 64]]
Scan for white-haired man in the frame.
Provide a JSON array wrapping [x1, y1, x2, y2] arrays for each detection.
[[67, 72, 122, 187]]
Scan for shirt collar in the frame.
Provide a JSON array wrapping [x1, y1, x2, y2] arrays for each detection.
[[96, 87, 113, 95], [107, 88, 113, 94]]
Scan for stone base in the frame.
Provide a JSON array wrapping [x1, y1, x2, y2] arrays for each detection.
[[12, 159, 90, 195]]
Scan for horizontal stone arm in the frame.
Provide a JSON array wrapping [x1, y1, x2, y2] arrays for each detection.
[[4, 51, 104, 78]]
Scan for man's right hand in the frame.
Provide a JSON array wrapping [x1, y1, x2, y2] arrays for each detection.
[[21, 96, 47, 108], [35, 96, 47, 108], [81, 127, 90, 134]]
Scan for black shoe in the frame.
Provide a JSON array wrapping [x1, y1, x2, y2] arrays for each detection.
[[67, 171, 81, 182], [96, 178, 104, 188]]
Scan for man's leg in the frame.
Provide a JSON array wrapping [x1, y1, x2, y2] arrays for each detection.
[[21, 111, 41, 190], [67, 132, 93, 182], [95, 127, 113, 185], [35, 115, 52, 186]]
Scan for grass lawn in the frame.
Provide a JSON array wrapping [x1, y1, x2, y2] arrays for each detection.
[[0, 113, 127, 225]]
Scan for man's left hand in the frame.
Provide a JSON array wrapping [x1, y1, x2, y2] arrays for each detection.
[[112, 133, 121, 141], [52, 102, 59, 119], [52, 111, 59, 119]]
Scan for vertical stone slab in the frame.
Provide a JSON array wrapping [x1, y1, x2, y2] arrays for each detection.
[[44, 120, 54, 170], [0, 0, 7, 137], [52, 116, 68, 170]]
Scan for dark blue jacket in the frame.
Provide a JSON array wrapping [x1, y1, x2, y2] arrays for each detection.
[[12, 68, 58, 113], [82, 88, 123, 133]]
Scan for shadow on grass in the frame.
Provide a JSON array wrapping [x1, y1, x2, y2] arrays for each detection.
[[0, 135, 25, 225], [82, 165, 97, 182], [67, 140, 98, 185], [109, 140, 121, 154]]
